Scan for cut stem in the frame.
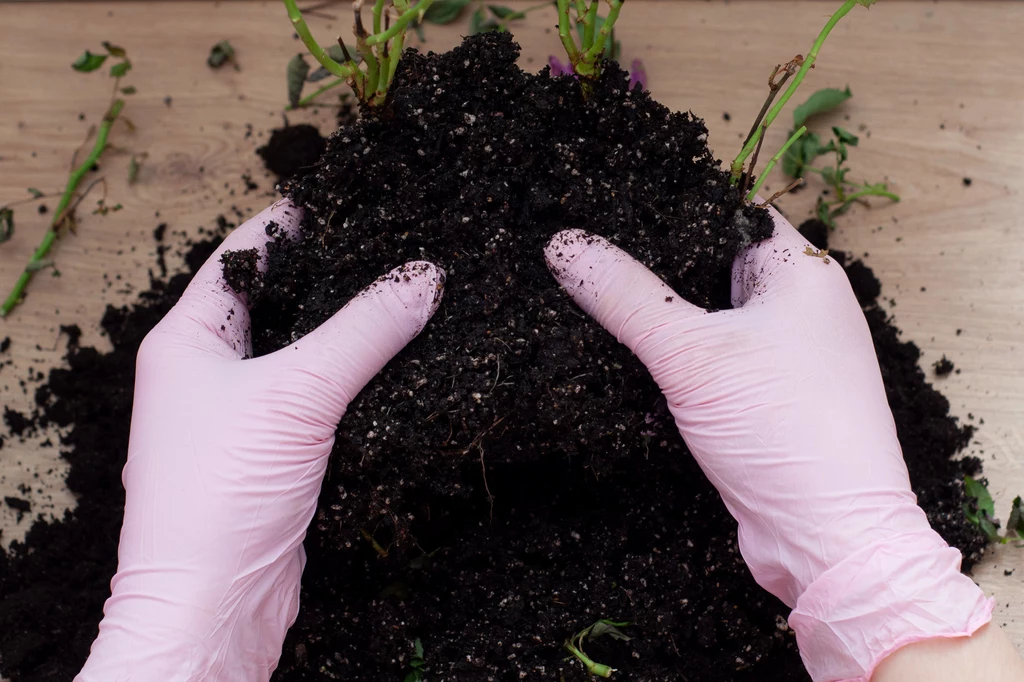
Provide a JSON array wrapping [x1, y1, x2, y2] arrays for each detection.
[[745, 125, 807, 201], [1, 99, 125, 318], [731, 0, 862, 183]]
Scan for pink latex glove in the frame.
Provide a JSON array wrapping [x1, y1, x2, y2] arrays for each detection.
[[76, 200, 445, 682], [544, 207, 992, 682]]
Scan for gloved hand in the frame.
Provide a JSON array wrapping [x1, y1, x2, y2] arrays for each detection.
[[544, 207, 993, 682], [76, 200, 445, 682]]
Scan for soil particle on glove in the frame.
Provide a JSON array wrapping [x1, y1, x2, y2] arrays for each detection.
[[0, 33, 989, 682]]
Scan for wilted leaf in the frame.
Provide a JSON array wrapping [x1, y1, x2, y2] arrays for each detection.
[[287, 54, 311, 108], [208, 40, 236, 69], [121, 85, 137, 95], [1008, 496, 1024, 538], [72, 50, 108, 73], [102, 41, 127, 57], [587, 621, 631, 642], [423, 0, 471, 24], [793, 87, 853, 128], [110, 60, 132, 78], [27, 188, 44, 199], [855, 0, 878, 6], [127, 153, 147, 185], [414, 638, 425, 659], [0, 208, 13, 243], [832, 126, 859, 150]]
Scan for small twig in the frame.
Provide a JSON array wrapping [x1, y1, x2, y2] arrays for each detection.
[[741, 124, 767, 197], [479, 446, 494, 523], [742, 57, 801, 149], [52, 176, 107, 231], [756, 177, 804, 207]]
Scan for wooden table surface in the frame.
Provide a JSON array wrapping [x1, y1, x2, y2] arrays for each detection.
[[2, 0, 1023, 657]]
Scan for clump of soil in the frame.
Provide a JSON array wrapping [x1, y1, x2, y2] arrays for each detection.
[[257, 123, 326, 179], [0, 33, 986, 682], [935, 355, 955, 376]]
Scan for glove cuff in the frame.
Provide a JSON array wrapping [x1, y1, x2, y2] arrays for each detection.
[[788, 530, 993, 682]]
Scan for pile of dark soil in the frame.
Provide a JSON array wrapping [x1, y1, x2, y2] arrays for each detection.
[[1, 33, 984, 682]]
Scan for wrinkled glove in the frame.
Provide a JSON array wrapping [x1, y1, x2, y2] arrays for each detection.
[[76, 200, 445, 682], [544, 206, 992, 682]]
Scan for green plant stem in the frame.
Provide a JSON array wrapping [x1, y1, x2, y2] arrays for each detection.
[[583, 0, 622, 62], [373, 0, 387, 35], [746, 125, 807, 201], [1, 99, 125, 318], [563, 642, 614, 678], [730, 0, 860, 183], [582, 0, 599, 50], [557, 0, 581, 62], [388, 30, 406, 85], [283, 0, 355, 80], [365, 0, 436, 46], [286, 78, 347, 110]]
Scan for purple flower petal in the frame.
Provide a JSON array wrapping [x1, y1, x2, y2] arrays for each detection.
[[548, 55, 573, 78], [628, 59, 648, 91]]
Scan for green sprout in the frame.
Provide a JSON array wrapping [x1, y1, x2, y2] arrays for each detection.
[[1, 43, 133, 318], [284, 0, 436, 108], [563, 619, 631, 678], [730, 0, 879, 192], [403, 638, 426, 682], [555, 0, 624, 82]]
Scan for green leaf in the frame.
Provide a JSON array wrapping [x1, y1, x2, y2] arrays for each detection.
[[1007, 496, 1023, 538], [832, 126, 859, 146], [488, 4, 525, 20], [423, 0, 471, 24], [72, 50, 108, 73], [965, 476, 996, 518], [27, 188, 44, 199], [588, 621, 632, 642], [855, 0, 879, 6], [102, 41, 127, 57], [414, 638, 424, 659], [110, 60, 132, 78], [792, 86, 853, 128], [0, 207, 13, 243], [120, 85, 137, 95], [286, 54, 310, 109], [208, 40, 236, 69], [783, 130, 823, 178]]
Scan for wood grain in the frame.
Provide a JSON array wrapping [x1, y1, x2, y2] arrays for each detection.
[[1, 0, 1022, 656]]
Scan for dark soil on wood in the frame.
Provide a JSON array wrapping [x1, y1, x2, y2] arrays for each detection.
[[1, 33, 985, 682]]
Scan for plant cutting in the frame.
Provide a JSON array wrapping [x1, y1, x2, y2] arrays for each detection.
[[0, 43, 134, 317]]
